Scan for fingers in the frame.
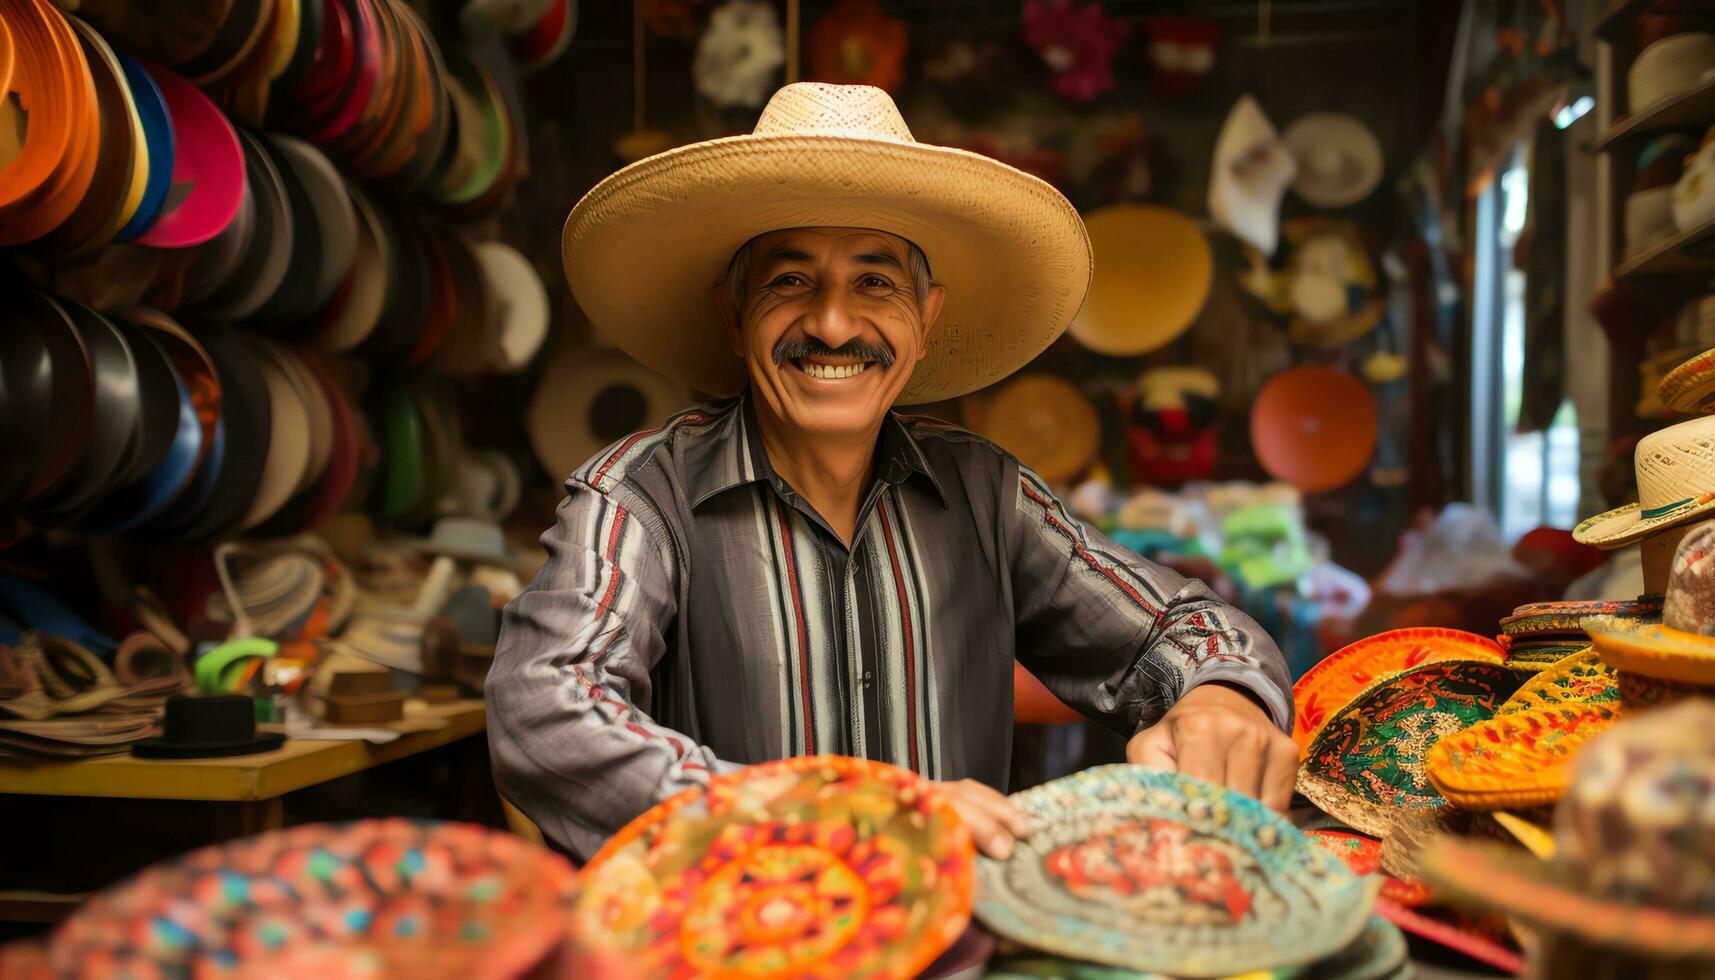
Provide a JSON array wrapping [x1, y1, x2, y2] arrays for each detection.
[[1261, 734, 1300, 813], [1125, 724, 1176, 770], [1224, 732, 1264, 802], [947, 779, 1030, 859]]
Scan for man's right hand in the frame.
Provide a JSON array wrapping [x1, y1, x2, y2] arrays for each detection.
[[933, 778, 1031, 859]]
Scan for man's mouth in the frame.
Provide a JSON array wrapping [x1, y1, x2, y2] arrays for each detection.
[[792, 357, 876, 380]]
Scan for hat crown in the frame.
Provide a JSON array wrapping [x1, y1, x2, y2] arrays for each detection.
[[752, 82, 915, 143], [1635, 416, 1715, 511]]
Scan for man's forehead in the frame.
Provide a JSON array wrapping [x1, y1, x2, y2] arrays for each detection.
[[749, 227, 909, 260]]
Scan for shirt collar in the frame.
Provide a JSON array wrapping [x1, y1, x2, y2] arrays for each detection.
[[688, 390, 948, 510]]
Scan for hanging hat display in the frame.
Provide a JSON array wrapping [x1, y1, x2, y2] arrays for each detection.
[[1127, 367, 1219, 489], [973, 766, 1377, 976], [527, 343, 688, 482], [1674, 124, 1715, 233], [1144, 16, 1216, 99], [1283, 113, 1384, 209], [964, 374, 1100, 485], [1068, 204, 1211, 356], [1021, 0, 1128, 105], [1207, 96, 1295, 256], [808, 0, 909, 93], [1572, 414, 1715, 548], [692, 0, 785, 110], [1242, 217, 1386, 348], [577, 755, 973, 979], [1249, 366, 1377, 494]]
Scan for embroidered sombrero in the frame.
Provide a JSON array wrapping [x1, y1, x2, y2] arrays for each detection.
[[1660, 345, 1715, 415], [1301, 829, 1431, 909], [1296, 661, 1522, 837], [34, 819, 597, 977], [1573, 415, 1715, 548], [973, 766, 1376, 978], [1291, 627, 1505, 752], [1420, 700, 1715, 967], [1425, 703, 1621, 811], [1500, 641, 1593, 674], [576, 755, 973, 979], [1500, 597, 1662, 639], [1496, 647, 1619, 715], [561, 82, 1092, 405]]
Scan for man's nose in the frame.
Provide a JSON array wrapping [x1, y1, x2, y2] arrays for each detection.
[[802, 287, 865, 349]]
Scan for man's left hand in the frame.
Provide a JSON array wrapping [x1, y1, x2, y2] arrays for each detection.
[[1125, 683, 1298, 812]]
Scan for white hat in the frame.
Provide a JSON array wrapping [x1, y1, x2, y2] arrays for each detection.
[[1284, 113, 1384, 209], [1574, 415, 1715, 548], [1208, 96, 1296, 256]]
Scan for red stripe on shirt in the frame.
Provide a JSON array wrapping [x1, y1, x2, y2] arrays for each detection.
[[1021, 481, 1164, 620]]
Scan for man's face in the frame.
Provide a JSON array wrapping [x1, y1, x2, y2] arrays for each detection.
[[716, 227, 945, 439]]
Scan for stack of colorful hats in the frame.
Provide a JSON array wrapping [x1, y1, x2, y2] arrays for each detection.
[[1587, 520, 1715, 709], [1497, 596, 1662, 674]]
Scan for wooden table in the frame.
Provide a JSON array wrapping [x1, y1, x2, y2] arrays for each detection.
[[0, 700, 488, 922]]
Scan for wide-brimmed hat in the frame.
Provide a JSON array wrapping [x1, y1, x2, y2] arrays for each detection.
[[1588, 520, 1715, 683], [1283, 113, 1384, 209], [561, 82, 1091, 405], [1421, 700, 1715, 967], [1573, 414, 1715, 548]]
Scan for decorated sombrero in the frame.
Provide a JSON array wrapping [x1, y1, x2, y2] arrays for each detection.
[[1499, 597, 1662, 639], [1501, 640, 1598, 674], [28, 819, 612, 977], [1301, 829, 1431, 909], [1573, 415, 1715, 548], [576, 755, 972, 979], [1495, 647, 1619, 715], [1296, 660, 1522, 837], [1291, 627, 1505, 752], [1420, 700, 1715, 970], [1425, 703, 1622, 811], [974, 766, 1376, 978], [1659, 345, 1715, 415], [1589, 520, 1715, 683]]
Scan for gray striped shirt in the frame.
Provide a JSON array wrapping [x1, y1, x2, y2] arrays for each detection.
[[488, 393, 1292, 858]]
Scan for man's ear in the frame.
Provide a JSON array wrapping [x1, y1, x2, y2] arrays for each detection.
[[916, 284, 947, 362], [712, 284, 745, 358]]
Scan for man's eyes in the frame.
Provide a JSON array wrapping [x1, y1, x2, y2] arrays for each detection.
[[858, 275, 894, 289], [770, 273, 808, 288]]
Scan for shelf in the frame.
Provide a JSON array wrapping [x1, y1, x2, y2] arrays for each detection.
[[1615, 216, 1715, 280], [1592, 76, 1715, 152], [1598, 0, 1715, 42]]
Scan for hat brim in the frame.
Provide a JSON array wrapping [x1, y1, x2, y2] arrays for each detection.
[[1587, 615, 1715, 684], [562, 134, 1092, 405], [1572, 495, 1715, 548], [1660, 347, 1715, 414], [1421, 836, 1715, 960], [131, 731, 285, 758]]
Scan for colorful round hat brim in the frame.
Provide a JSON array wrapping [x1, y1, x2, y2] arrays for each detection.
[[1660, 346, 1715, 414], [0, 2, 99, 246], [43, 17, 141, 255], [1425, 703, 1620, 811], [1588, 615, 1715, 684], [580, 754, 973, 980], [1372, 897, 1524, 975], [1420, 836, 1715, 961], [1250, 366, 1377, 493], [113, 52, 176, 241], [1068, 204, 1211, 357], [1301, 829, 1432, 908], [1297, 660, 1522, 837], [134, 60, 243, 247], [1500, 597, 1661, 637], [1497, 648, 1617, 716], [1292, 627, 1505, 751], [0, 0, 80, 217]]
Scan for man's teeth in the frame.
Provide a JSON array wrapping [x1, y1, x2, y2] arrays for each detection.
[[800, 361, 869, 380]]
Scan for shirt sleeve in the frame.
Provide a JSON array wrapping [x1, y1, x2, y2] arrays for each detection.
[[1005, 464, 1294, 736], [486, 479, 723, 859]]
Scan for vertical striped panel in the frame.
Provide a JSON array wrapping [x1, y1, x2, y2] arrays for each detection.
[[889, 492, 940, 778]]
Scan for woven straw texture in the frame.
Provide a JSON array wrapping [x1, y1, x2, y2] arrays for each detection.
[[1425, 704, 1620, 810], [1573, 416, 1715, 547], [561, 83, 1092, 405], [1497, 648, 1618, 716]]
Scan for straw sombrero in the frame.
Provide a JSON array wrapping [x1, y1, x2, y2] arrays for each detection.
[[1573, 414, 1715, 548], [561, 82, 1091, 405], [1659, 344, 1715, 414], [1425, 702, 1621, 811]]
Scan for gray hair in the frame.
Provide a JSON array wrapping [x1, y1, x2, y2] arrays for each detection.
[[724, 237, 934, 314]]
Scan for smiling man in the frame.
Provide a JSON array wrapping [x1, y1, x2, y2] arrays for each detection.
[[490, 83, 1295, 861]]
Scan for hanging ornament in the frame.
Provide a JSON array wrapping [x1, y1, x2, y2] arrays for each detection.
[[1145, 16, 1217, 98], [693, 0, 786, 110], [1022, 0, 1129, 104], [808, 0, 908, 93]]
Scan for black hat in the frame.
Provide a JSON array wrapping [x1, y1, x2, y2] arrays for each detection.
[[132, 694, 285, 759]]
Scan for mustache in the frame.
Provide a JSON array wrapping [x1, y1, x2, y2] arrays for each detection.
[[772, 336, 896, 367]]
